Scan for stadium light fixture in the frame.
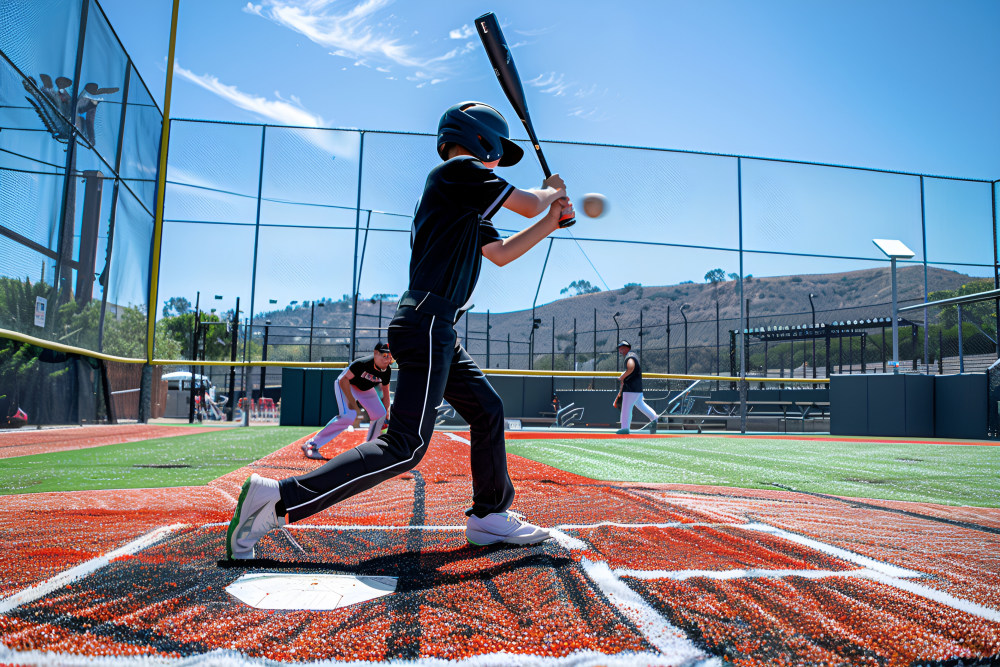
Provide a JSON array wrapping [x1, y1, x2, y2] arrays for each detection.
[[873, 239, 915, 374]]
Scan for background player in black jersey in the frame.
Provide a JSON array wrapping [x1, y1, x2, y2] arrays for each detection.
[[300, 343, 393, 460], [227, 101, 572, 559], [614, 340, 658, 434]]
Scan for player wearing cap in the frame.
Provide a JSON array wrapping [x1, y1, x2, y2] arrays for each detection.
[[226, 101, 572, 559], [300, 342, 393, 460], [614, 340, 658, 434]]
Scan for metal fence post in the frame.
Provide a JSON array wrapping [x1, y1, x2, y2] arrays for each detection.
[[350, 131, 365, 361]]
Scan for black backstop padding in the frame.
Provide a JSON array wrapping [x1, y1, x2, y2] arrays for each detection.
[[935, 373, 987, 440], [320, 370, 340, 424], [778, 389, 829, 403], [554, 390, 620, 426], [522, 376, 554, 417], [279, 367, 304, 426], [867, 374, 907, 437], [904, 374, 935, 437], [830, 375, 868, 435], [302, 369, 322, 426], [488, 375, 524, 417]]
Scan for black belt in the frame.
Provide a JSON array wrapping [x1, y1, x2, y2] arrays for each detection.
[[397, 290, 470, 324]]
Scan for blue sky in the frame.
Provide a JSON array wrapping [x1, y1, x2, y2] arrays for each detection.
[[87, 0, 1000, 317], [101, 0, 1000, 178]]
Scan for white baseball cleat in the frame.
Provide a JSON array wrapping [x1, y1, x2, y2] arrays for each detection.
[[226, 474, 285, 560], [466, 511, 551, 546]]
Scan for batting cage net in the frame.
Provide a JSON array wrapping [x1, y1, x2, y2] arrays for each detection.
[[1, 0, 998, 428]]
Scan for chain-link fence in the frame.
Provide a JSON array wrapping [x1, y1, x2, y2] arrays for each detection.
[[154, 119, 999, 380], [1, 0, 160, 354], [2, 0, 999, 424]]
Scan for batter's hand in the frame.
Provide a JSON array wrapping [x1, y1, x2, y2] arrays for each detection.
[[543, 173, 565, 192], [546, 196, 575, 229]]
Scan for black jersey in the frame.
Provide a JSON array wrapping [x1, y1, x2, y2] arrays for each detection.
[[622, 352, 642, 393], [408, 156, 514, 307], [347, 356, 391, 391]]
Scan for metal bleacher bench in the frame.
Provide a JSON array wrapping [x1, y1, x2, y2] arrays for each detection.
[[706, 400, 829, 420], [660, 413, 730, 433]]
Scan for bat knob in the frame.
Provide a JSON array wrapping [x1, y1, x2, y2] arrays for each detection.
[[557, 213, 576, 229]]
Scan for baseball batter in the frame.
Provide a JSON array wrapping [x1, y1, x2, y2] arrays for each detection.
[[227, 101, 573, 558]]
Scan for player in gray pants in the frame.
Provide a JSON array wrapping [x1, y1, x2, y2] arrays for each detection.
[[614, 340, 657, 434]]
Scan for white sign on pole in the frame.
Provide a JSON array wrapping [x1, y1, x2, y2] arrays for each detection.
[[34, 296, 47, 328]]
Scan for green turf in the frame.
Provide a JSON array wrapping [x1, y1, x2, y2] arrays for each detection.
[[506, 436, 1000, 508], [0, 426, 315, 495]]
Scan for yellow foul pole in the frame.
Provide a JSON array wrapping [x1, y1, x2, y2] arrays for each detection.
[[146, 0, 181, 362]]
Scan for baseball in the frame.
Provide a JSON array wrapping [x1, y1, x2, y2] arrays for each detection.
[[581, 193, 608, 218]]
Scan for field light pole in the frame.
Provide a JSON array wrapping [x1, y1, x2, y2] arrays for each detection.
[[259, 320, 270, 402], [873, 239, 915, 375], [613, 312, 621, 371], [808, 293, 817, 380], [681, 303, 691, 374], [308, 301, 325, 362]]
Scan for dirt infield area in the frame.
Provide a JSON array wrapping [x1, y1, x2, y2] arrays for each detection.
[[0, 424, 226, 459], [1, 430, 999, 665]]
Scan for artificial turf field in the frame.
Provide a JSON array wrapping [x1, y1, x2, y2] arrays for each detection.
[[1, 424, 999, 665]]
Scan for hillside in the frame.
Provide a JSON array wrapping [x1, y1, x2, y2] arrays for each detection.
[[254, 265, 978, 367]]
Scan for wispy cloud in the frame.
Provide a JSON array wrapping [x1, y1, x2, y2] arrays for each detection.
[[174, 61, 327, 128], [172, 62, 357, 157], [527, 72, 573, 97], [245, 0, 467, 77], [449, 24, 475, 40]]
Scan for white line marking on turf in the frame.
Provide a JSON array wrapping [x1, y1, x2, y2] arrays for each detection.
[[557, 521, 743, 530], [616, 567, 910, 581], [445, 432, 470, 444], [858, 570, 1000, 623], [547, 528, 589, 550], [281, 527, 307, 554], [291, 524, 466, 531], [742, 522, 921, 578], [0, 523, 186, 615], [0, 646, 698, 667], [580, 558, 721, 666], [210, 485, 237, 505]]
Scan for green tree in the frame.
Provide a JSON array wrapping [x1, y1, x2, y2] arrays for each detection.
[[705, 268, 726, 284], [162, 296, 192, 318], [560, 279, 601, 296], [928, 278, 995, 334]]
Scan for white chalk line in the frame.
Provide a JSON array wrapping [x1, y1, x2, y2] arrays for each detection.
[[580, 559, 721, 666], [741, 522, 921, 578], [204, 519, 1000, 624], [617, 566, 903, 582], [0, 523, 187, 615], [0, 646, 693, 667]]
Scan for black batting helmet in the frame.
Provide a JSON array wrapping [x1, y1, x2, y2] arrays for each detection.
[[437, 101, 523, 166]]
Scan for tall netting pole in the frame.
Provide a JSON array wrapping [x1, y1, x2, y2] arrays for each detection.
[[737, 158, 747, 434], [140, 0, 180, 422]]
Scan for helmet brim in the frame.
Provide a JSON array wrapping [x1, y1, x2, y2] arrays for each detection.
[[498, 137, 523, 167]]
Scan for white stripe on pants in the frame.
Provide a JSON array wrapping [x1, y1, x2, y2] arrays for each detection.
[[312, 378, 387, 447], [620, 391, 657, 430]]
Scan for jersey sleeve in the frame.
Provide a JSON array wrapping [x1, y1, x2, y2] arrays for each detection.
[[478, 219, 501, 248], [448, 158, 514, 220]]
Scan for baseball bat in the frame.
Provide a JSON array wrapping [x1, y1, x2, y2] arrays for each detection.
[[475, 12, 575, 228]]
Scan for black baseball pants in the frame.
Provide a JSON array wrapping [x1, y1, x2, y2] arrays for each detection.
[[278, 300, 515, 523]]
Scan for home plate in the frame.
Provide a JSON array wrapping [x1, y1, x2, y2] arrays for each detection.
[[226, 573, 398, 610]]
